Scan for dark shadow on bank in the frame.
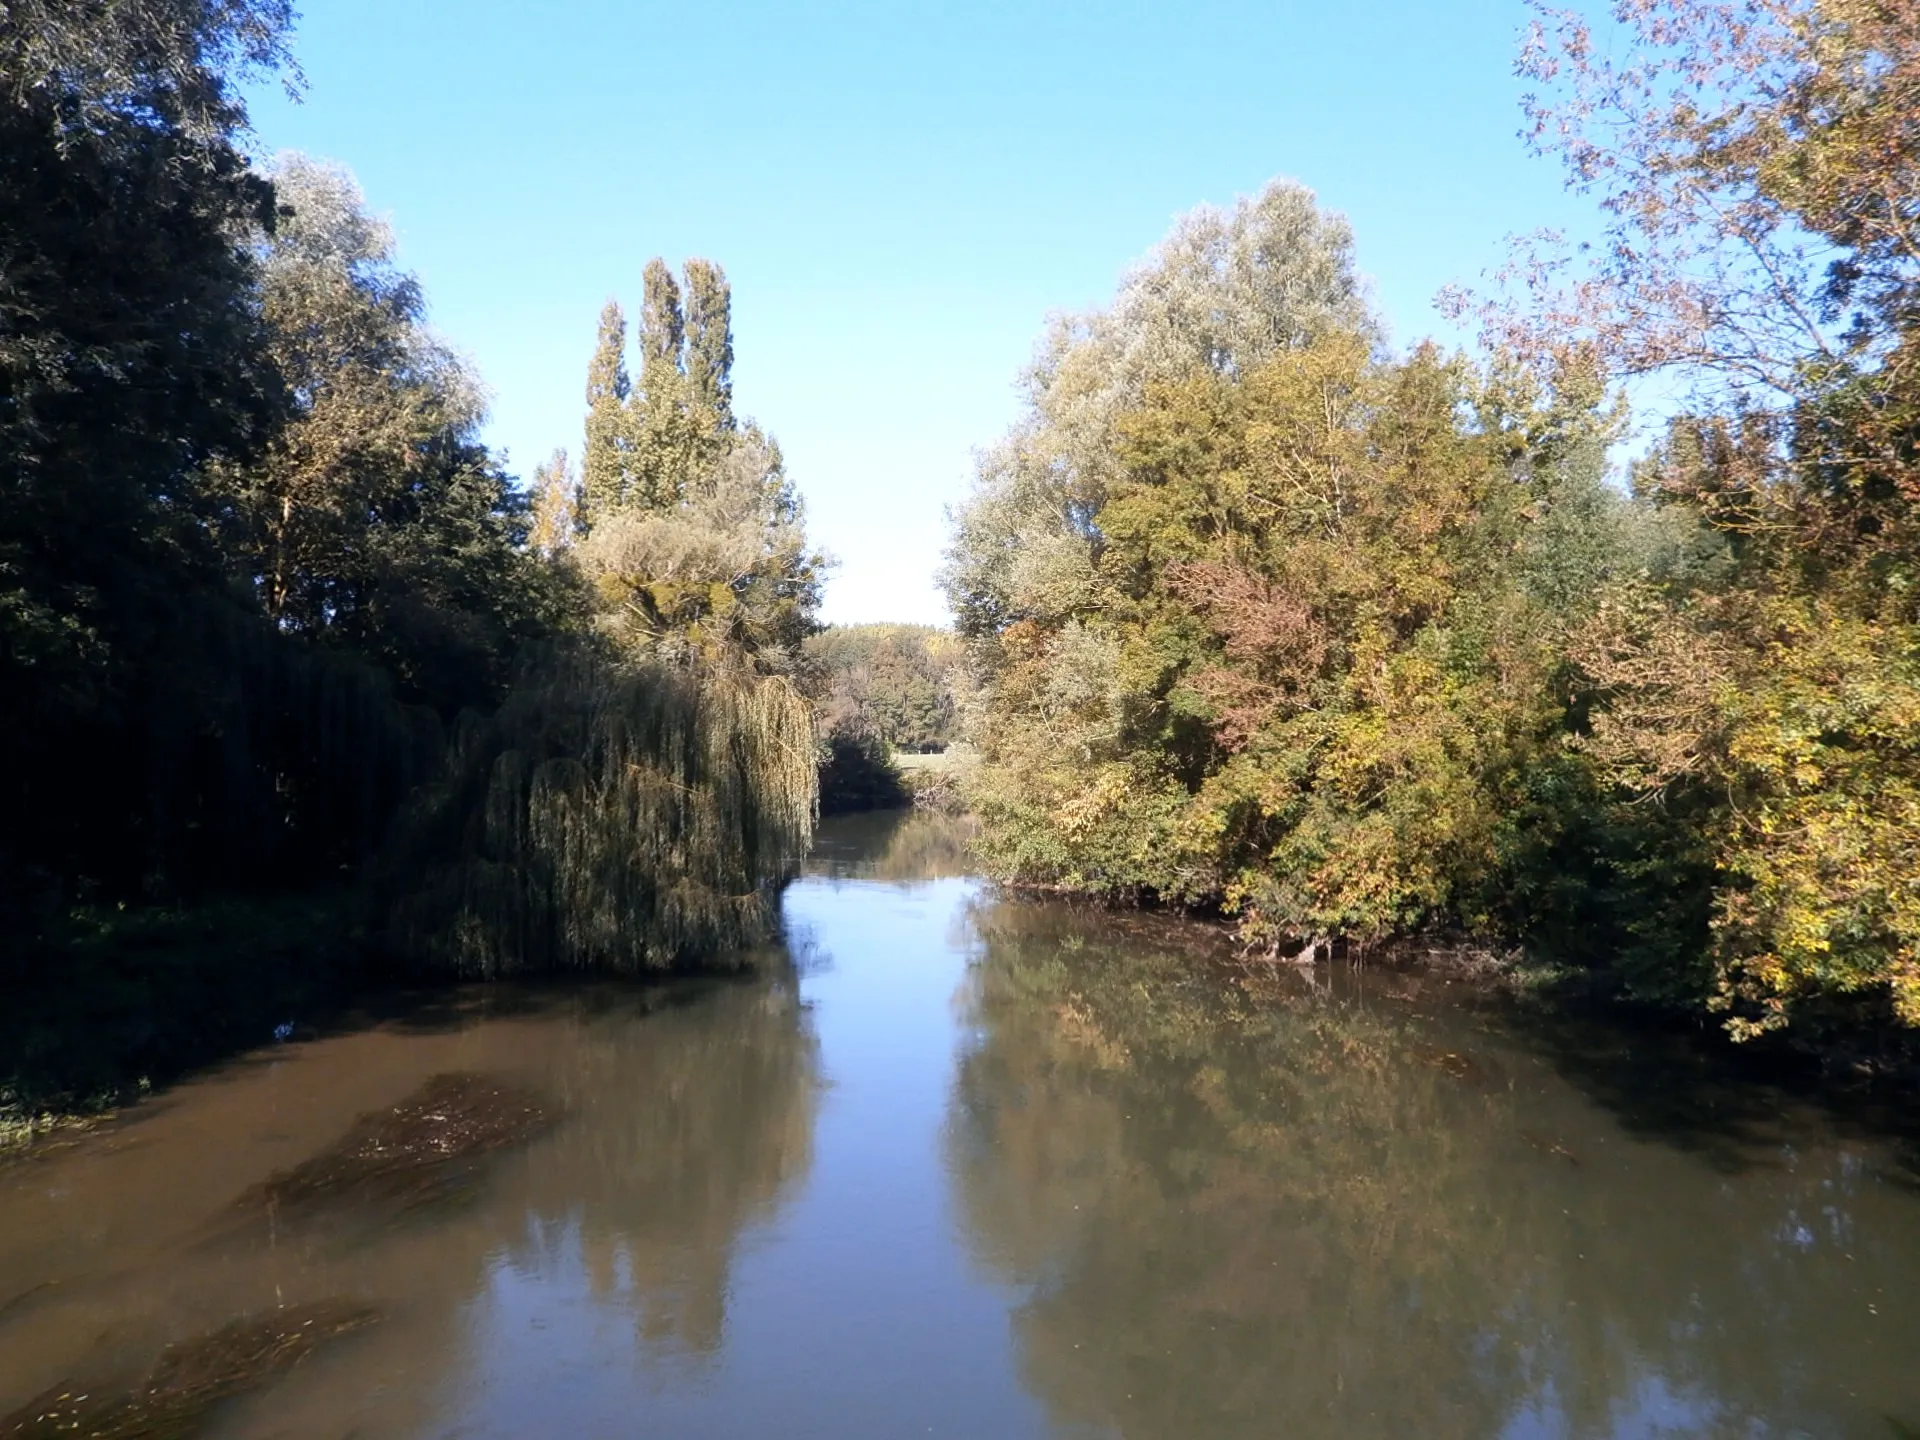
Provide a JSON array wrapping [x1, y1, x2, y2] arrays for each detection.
[[1, 881, 803, 1151], [1461, 978, 1920, 1188]]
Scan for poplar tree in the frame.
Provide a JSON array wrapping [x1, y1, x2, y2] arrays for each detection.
[[638, 258, 685, 379], [631, 258, 700, 508], [582, 301, 631, 519], [573, 258, 824, 675], [683, 258, 735, 433], [585, 259, 740, 517]]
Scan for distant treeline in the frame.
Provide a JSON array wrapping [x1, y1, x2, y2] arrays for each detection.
[[807, 624, 968, 753], [943, 0, 1920, 1059], [0, 0, 821, 1021], [802, 624, 967, 814]]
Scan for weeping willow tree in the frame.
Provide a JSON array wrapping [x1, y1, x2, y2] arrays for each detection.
[[379, 652, 815, 976]]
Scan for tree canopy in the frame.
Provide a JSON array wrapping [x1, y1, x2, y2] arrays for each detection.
[[573, 261, 824, 675], [0, 0, 818, 989], [949, 33, 1920, 1052]]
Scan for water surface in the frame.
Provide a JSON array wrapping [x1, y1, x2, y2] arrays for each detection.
[[3, 812, 1916, 1438]]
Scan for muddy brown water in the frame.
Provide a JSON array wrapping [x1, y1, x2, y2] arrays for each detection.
[[3, 812, 1917, 1438]]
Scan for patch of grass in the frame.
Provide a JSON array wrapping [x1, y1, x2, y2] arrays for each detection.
[[1, 891, 363, 1147], [892, 750, 956, 773], [895, 748, 972, 815], [0, 1299, 378, 1439]]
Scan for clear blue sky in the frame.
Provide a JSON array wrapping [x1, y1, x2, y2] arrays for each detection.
[[243, 0, 1590, 626]]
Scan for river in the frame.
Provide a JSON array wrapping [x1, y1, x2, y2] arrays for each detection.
[[2, 812, 1917, 1439]]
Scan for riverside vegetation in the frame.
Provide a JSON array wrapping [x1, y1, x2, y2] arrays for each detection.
[[944, 0, 1920, 1063], [0, 0, 821, 1129], [4, 0, 1917, 1141], [806, 623, 973, 813]]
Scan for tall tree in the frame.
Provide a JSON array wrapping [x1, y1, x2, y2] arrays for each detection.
[[630, 258, 705, 509], [942, 180, 1666, 977], [683, 258, 736, 432], [575, 260, 824, 675], [582, 300, 632, 520], [1478, 0, 1920, 1037], [943, 180, 1376, 650], [210, 154, 568, 714], [638, 257, 685, 380], [0, 0, 288, 897], [953, 334, 1604, 949], [0, 0, 294, 143], [580, 421, 823, 673], [1481, 0, 1919, 423]]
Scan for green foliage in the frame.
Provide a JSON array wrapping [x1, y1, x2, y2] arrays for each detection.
[[1, 0, 817, 1035], [378, 652, 816, 976], [952, 13, 1920, 1052], [581, 423, 822, 673], [682, 257, 735, 431], [211, 155, 577, 716], [0, 0, 280, 874], [366, 260, 826, 972], [943, 179, 1374, 651], [805, 624, 972, 816], [582, 301, 633, 522], [1512, 0, 1920, 1040], [894, 749, 972, 815], [3, 595, 445, 975], [0, 0, 294, 144], [573, 260, 825, 675], [806, 623, 965, 753], [628, 258, 709, 511], [953, 311, 1631, 953], [0, 8, 449, 916], [370, 256, 832, 981], [528, 447, 580, 557]]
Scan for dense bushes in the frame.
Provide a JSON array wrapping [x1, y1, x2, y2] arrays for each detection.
[[807, 624, 966, 753], [946, 0, 1920, 1051], [948, 317, 1643, 949]]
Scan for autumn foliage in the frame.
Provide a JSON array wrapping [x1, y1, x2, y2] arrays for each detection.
[[949, 0, 1920, 1049]]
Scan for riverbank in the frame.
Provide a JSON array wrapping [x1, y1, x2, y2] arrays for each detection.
[[1, 891, 366, 1152], [8, 804, 1913, 1162]]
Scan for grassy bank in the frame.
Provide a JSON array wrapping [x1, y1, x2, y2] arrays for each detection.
[[1, 892, 365, 1151], [894, 748, 971, 814]]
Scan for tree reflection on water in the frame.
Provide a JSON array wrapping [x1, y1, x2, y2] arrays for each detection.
[[0, 971, 824, 1435], [501, 978, 821, 1357], [946, 899, 1920, 1440]]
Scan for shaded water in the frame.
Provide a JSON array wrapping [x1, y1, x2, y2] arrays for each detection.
[[3, 811, 1918, 1438]]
